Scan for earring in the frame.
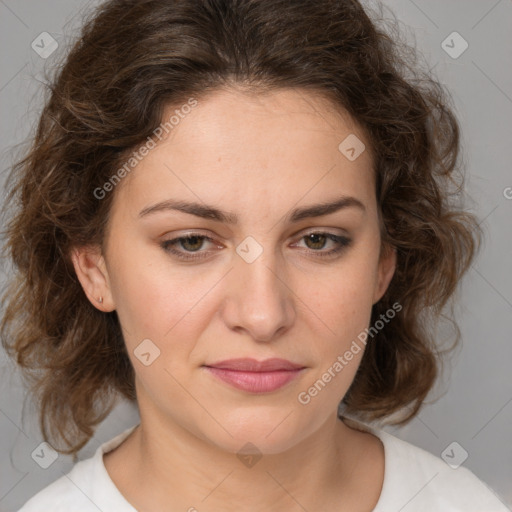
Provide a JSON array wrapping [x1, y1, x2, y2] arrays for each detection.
[[98, 297, 103, 304]]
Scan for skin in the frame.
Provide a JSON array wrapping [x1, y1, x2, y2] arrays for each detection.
[[71, 87, 396, 512]]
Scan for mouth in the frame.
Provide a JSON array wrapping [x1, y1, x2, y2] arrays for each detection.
[[203, 358, 306, 393]]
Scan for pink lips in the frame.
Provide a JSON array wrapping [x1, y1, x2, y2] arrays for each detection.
[[204, 358, 305, 393]]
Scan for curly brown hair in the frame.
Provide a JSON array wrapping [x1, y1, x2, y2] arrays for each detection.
[[1, 0, 480, 455]]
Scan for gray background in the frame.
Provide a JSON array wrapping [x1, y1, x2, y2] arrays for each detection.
[[0, 1, 511, 510]]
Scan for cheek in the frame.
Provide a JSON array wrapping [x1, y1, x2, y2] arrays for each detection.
[[108, 255, 226, 378], [303, 253, 379, 340], [107, 247, 202, 346], [296, 260, 378, 407]]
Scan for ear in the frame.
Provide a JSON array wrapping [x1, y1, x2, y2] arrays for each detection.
[[373, 243, 396, 304], [70, 245, 115, 311]]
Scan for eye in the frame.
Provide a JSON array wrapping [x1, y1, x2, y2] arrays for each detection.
[[160, 234, 218, 261], [293, 231, 352, 258]]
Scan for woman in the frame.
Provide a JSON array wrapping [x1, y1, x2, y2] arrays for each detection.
[[1, 0, 508, 510]]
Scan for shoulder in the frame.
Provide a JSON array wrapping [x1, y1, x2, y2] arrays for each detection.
[[17, 457, 98, 512], [380, 430, 509, 511], [341, 416, 510, 512], [17, 426, 138, 512]]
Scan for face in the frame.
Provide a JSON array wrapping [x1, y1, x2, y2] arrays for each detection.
[[73, 87, 395, 454]]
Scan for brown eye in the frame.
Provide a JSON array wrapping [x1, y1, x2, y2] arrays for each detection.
[[304, 233, 328, 250], [160, 234, 217, 261], [295, 232, 352, 259], [179, 235, 206, 252]]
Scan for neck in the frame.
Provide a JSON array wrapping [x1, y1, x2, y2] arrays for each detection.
[[104, 409, 378, 512]]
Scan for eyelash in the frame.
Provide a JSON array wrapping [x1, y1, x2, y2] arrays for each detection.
[[160, 231, 352, 261]]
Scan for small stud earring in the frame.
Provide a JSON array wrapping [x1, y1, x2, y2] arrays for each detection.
[[98, 297, 103, 304]]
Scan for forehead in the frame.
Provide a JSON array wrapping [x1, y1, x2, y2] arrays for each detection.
[[159, 87, 370, 161], [111, 87, 376, 222]]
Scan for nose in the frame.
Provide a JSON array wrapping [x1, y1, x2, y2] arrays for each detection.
[[220, 246, 296, 343]]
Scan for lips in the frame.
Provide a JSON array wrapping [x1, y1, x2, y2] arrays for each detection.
[[203, 358, 305, 393], [206, 358, 304, 372]]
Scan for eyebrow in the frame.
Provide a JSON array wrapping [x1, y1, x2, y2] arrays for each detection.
[[138, 195, 366, 223]]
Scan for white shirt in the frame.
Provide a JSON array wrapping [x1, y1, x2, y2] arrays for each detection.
[[18, 417, 510, 511]]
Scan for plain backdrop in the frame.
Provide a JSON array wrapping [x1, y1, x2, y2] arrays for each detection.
[[0, 1, 511, 510]]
